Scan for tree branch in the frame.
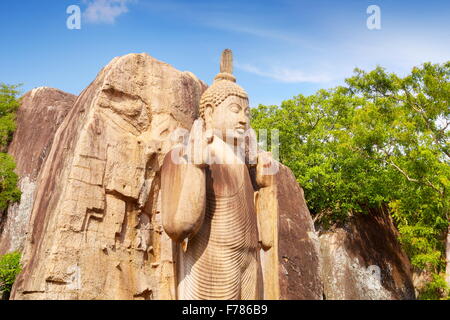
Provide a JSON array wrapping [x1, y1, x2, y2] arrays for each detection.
[[404, 89, 450, 159], [388, 159, 444, 196]]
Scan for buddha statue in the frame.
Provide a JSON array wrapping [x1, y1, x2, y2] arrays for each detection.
[[161, 49, 276, 300]]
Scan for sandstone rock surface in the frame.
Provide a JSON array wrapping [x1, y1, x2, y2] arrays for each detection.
[[276, 166, 323, 299], [320, 207, 415, 300], [0, 87, 76, 255], [258, 164, 323, 299], [11, 53, 207, 299]]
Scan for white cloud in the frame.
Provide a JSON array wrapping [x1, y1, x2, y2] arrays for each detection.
[[236, 28, 449, 85], [237, 62, 333, 83], [83, 0, 132, 24]]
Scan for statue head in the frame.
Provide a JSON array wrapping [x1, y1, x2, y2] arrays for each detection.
[[199, 49, 250, 143]]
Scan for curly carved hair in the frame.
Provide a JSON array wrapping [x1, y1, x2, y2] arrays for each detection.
[[198, 79, 248, 120]]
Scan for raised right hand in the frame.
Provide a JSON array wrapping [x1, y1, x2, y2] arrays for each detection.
[[184, 118, 213, 168]]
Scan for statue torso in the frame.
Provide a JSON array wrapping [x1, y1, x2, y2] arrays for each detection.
[[178, 162, 262, 300]]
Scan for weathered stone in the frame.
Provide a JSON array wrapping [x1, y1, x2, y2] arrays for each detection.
[[320, 207, 415, 300], [0, 87, 76, 255], [161, 49, 268, 300], [11, 53, 207, 300], [261, 164, 323, 300]]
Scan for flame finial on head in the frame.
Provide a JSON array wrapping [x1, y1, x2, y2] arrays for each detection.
[[214, 49, 236, 83], [220, 49, 233, 74], [199, 49, 248, 120]]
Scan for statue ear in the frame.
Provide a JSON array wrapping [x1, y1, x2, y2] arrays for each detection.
[[204, 104, 213, 124]]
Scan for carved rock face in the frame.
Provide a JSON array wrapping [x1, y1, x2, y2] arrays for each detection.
[[10, 53, 207, 300]]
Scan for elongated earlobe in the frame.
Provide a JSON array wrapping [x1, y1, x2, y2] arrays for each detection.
[[204, 104, 213, 129]]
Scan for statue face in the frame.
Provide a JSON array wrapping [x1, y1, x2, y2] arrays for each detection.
[[205, 95, 250, 144]]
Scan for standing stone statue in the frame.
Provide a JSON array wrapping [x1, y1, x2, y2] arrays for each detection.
[[161, 49, 276, 300]]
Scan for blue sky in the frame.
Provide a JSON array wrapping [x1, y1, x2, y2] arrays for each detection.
[[0, 0, 449, 107]]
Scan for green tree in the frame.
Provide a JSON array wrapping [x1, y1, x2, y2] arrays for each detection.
[[0, 251, 22, 299], [0, 84, 21, 151], [251, 62, 450, 299], [0, 84, 22, 221], [0, 153, 21, 211]]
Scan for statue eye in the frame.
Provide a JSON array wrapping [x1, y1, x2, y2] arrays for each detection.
[[229, 105, 241, 113]]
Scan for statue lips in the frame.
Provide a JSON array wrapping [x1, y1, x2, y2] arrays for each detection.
[[235, 126, 246, 135]]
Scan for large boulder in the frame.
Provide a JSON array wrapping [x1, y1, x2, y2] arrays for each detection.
[[261, 164, 323, 299], [319, 207, 416, 300], [0, 87, 76, 255], [253, 161, 323, 300], [11, 53, 207, 300]]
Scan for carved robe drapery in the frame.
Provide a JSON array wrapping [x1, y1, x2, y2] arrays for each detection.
[[161, 149, 264, 300]]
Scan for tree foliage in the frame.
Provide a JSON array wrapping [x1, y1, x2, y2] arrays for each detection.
[[0, 251, 21, 299], [418, 273, 449, 300], [0, 84, 21, 214], [251, 62, 449, 294], [0, 84, 21, 151]]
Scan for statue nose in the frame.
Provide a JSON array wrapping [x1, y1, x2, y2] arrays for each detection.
[[239, 119, 247, 127], [239, 113, 248, 125]]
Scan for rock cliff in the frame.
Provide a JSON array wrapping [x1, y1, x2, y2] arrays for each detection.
[[11, 53, 206, 299], [259, 164, 323, 299], [320, 207, 416, 300], [0, 87, 76, 255]]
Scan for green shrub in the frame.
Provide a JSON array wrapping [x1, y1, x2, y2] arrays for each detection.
[[0, 83, 21, 151], [0, 83, 22, 219], [418, 274, 449, 300], [0, 251, 22, 299]]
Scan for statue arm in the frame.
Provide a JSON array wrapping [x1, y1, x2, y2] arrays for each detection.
[[254, 152, 279, 251], [160, 148, 206, 243], [255, 151, 277, 188]]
